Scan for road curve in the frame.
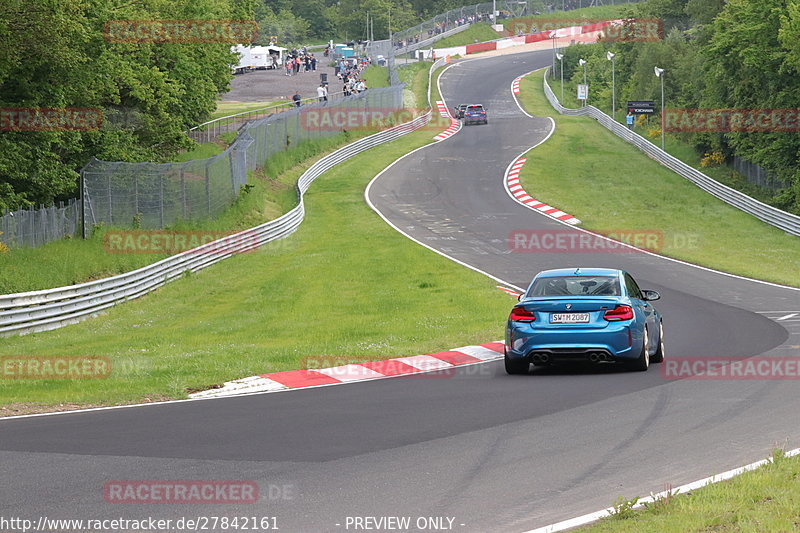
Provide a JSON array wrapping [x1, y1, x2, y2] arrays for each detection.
[[1, 51, 799, 532]]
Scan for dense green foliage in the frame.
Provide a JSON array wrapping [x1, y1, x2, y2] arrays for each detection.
[[0, 0, 512, 212], [555, 0, 800, 214], [6, 0, 800, 216], [0, 0, 255, 210]]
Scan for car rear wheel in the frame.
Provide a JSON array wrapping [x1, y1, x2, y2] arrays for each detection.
[[629, 327, 650, 372], [504, 350, 529, 375], [651, 321, 665, 363]]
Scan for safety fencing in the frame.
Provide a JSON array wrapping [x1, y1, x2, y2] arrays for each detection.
[[392, 0, 527, 53], [542, 70, 800, 237], [0, 58, 446, 336], [0, 89, 399, 250], [80, 87, 402, 235], [1, 200, 80, 249], [187, 90, 355, 144]]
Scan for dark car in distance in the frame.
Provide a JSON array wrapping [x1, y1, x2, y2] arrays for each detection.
[[463, 104, 488, 125]]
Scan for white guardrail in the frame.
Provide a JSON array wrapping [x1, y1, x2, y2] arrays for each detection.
[[542, 69, 800, 238], [0, 59, 446, 337]]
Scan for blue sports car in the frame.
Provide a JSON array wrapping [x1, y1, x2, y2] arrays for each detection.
[[505, 268, 664, 374]]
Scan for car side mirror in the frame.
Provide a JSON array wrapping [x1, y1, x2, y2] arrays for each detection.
[[642, 290, 660, 301]]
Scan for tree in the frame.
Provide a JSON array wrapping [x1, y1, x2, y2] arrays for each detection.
[[256, 8, 311, 45], [704, 0, 800, 211], [0, 0, 256, 210]]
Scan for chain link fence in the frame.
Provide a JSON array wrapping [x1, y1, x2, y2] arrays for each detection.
[[0, 200, 80, 249], [732, 156, 791, 193], [0, 89, 403, 249], [7, 0, 625, 248], [79, 86, 403, 234]]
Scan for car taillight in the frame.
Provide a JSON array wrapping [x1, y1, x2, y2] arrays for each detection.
[[604, 305, 634, 321], [509, 307, 535, 322]]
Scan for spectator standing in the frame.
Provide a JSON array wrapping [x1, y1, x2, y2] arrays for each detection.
[[626, 111, 634, 130], [311, 56, 317, 71], [317, 84, 328, 103], [293, 91, 302, 107]]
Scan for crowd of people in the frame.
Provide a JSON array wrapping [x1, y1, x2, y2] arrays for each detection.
[[284, 48, 318, 76], [334, 57, 370, 96], [393, 13, 491, 49], [290, 54, 372, 107]]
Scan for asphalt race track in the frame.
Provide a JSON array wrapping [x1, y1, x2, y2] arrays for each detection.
[[2, 51, 800, 532]]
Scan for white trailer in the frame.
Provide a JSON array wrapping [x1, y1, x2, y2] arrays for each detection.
[[231, 44, 287, 73]]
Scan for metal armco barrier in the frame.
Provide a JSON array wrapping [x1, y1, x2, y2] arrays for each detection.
[[0, 60, 447, 337], [542, 69, 800, 238], [0, 117, 431, 337]]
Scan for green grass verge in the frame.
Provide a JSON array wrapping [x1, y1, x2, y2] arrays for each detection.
[[0, 132, 368, 294], [577, 450, 800, 532], [435, 23, 501, 48], [0, 67, 506, 409], [548, 75, 788, 212], [362, 65, 390, 88], [517, 70, 800, 287], [398, 62, 432, 109], [0, 64, 434, 295], [172, 141, 225, 162], [211, 100, 286, 120]]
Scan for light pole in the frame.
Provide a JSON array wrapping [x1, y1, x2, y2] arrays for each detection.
[[492, 0, 496, 25], [556, 52, 564, 103], [607, 51, 616, 121], [655, 66, 665, 150], [551, 33, 557, 79], [579, 58, 587, 106]]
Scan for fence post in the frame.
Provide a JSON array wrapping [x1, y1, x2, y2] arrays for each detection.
[[2, 208, 7, 248], [229, 148, 237, 197], [180, 167, 187, 219], [29, 205, 35, 247], [284, 112, 290, 148], [159, 174, 164, 228], [80, 168, 86, 239], [107, 174, 113, 225], [205, 161, 211, 216], [134, 174, 139, 218]]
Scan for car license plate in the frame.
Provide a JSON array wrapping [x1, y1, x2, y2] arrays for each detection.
[[551, 313, 590, 324]]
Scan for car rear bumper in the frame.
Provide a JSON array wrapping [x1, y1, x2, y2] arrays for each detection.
[[505, 323, 637, 362]]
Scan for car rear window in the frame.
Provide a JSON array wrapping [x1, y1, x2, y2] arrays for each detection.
[[466, 106, 484, 112], [528, 276, 620, 297]]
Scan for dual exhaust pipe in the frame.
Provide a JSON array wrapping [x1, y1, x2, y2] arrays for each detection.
[[530, 352, 610, 364], [588, 352, 610, 363]]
